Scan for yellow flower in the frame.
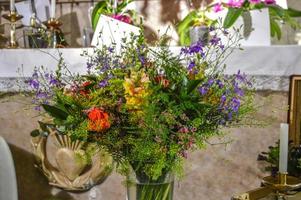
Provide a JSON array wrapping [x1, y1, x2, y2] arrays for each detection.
[[123, 71, 150, 110]]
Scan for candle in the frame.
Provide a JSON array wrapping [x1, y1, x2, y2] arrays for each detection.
[[279, 123, 289, 173], [10, 0, 15, 12], [51, 0, 56, 19]]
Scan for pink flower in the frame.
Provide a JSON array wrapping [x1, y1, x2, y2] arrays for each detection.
[[213, 3, 223, 13], [111, 14, 132, 24], [264, 0, 276, 5], [227, 0, 244, 8], [249, 0, 261, 4]]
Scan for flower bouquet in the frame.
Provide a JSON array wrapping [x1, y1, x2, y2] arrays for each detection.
[[27, 27, 255, 200]]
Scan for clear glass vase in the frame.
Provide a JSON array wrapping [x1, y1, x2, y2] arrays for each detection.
[[126, 170, 174, 200]]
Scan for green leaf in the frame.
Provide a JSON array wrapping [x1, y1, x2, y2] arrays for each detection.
[[179, 29, 191, 46], [186, 79, 202, 94], [42, 104, 69, 120], [92, 1, 109, 30], [223, 8, 243, 28], [30, 129, 40, 137], [177, 11, 198, 34], [270, 19, 281, 40], [286, 7, 301, 17], [268, 6, 285, 18]]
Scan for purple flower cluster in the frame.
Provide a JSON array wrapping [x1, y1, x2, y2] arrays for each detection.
[[181, 42, 204, 56], [218, 70, 252, 122], [86, 46, 122, 75], [198, 78, 223, 96], [98, 79, 109, 88], [210, 35, 224, 49], [26, 68, 60, 109]]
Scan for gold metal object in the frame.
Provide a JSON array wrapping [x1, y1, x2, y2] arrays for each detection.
[[2, 11, 23, 48], [288, 75, 301, 146], [262, 173, 301, 193], [31, 129, 113, 191], [45, 18, 63, 48], [232, 187, 273, 200]]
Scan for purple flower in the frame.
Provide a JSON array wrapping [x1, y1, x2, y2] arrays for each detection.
[[230, 97, 240, 112], [34, 106, 41, 111], [249, 0, 261, 4], [228, 112, 233, 121], [28, 79, 39, 89], [216, 80, 224, 88], [188, 61, 196, 71], [36, 91, 48, 98], [234, 83, 244, 96], [198, 86, 208, 95], [184, 42, 204, 55], [99, 80, 109, 88], [223, 29, 229, 35], [209, 26, 215, 32], [208, 79, 214, 86], [32, 70, 38, 78], [108, 47, 114, 53], [264, 0, 276, 5], [235, 70, 248, 83], [210, 35, 221, 46], [139, 55, 146, 65], [213, 3, 223, 13], [227, 0, 244, 8], [221, 95, 227, 104], [87, 61, 93, 70], [49, 77, 58, 86]]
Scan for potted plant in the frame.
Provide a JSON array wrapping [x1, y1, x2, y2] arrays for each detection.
[[177, 5, 217, 45], [178, 0, 301, 46], [219, 0, 301, 41], [91, 0, 137, 30], [26, 27, 255, 199]]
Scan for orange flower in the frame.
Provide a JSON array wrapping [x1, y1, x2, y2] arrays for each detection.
[[87, 108, 110, 132]]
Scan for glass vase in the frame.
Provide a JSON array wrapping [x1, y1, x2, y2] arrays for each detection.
[[126, 170, 174, 200]]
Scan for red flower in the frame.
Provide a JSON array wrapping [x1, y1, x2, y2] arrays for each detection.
[[154, 75, 170, 88], [79, 81, 91, 96], [87, 108, 110, 132]]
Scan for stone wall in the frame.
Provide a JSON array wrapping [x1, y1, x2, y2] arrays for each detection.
[[0, 91, 289, 200]]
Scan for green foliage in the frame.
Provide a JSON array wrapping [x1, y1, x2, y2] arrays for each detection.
[[223, 8, 244, 28], [222, 3, 301, 40], [41, 104, 68, 120]]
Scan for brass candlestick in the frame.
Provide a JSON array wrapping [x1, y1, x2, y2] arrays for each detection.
[[45, 18, 62, 48], [262, 172, 301, 199], [2, 11, 23, 48]]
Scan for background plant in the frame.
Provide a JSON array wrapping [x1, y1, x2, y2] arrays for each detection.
[[258, 141, 301, 177], [91, 0, 138, 30]]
